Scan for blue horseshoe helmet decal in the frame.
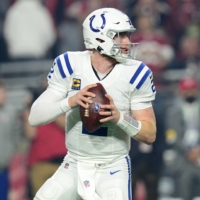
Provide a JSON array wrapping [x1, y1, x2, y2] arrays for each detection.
[[90, 14, 106, 32]]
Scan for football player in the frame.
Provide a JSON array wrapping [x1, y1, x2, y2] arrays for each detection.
[[29, 8, 157, 200]]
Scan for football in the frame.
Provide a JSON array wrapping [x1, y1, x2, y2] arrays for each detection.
[[80, 83, 109, 133]]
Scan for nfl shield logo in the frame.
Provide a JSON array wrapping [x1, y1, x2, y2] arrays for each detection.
[[94, 102, 100, 113], [83, 180, 90, 188]]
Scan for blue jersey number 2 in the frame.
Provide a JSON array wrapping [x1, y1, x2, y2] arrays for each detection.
[[150, 75, 156, 93], [82, 125, 108, 137], [48, 62, 55, 79]]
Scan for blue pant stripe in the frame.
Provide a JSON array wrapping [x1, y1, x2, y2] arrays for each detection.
[[125, 156, 132, 200]]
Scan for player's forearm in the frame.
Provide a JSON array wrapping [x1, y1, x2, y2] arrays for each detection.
[[117, 111, 156, 145], [28, 89, 69, 126], [29, 101, 64, 126], [133, 120, 156, 145]]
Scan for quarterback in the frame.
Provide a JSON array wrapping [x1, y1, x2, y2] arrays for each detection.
[[29, 8, 156, 200]]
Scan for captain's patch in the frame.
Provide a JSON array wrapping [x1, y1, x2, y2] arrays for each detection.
[[71, 78, 81, 90]]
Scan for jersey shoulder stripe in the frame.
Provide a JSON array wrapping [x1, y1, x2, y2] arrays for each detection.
[[129, 62, 152, 89], [55, 52, 73, 78], [64, 53, 73, 75], [129, 62, 145, 84], [136, 69, 151, 89], [56, 56, 66, 78]]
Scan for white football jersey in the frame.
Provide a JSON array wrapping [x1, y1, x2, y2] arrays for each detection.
[[47, 51, 156, 163]]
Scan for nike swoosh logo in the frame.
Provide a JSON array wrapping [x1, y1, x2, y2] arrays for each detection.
[[110, 170, 121, 175]]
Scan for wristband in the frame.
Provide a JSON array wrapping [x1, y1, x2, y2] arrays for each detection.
[[117, 111, 142, 137], [59, 97, 72, 113]]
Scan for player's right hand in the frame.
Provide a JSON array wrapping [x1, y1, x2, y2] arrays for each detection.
[[68, 84, 97, 108]]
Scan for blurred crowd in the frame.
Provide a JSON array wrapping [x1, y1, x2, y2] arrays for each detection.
[[0, 0, 200, 200]]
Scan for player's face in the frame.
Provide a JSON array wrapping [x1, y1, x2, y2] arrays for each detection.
[[113, 32, 131, 54]]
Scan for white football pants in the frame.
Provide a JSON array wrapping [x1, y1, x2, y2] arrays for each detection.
[[34, 154, 132, 200]]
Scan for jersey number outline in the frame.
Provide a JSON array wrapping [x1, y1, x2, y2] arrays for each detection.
[[150, 75, 156, 93], [48, 62, 55, 79]]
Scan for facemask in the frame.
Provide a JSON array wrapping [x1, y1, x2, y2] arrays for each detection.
[[185, 96, 196, 103]]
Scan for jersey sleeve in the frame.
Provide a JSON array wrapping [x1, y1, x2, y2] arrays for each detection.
[[47, 52, 73, 96], [130, 62, 156, 110]]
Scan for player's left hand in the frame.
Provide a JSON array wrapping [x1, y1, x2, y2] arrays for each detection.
[[99, 94, 120, 124]]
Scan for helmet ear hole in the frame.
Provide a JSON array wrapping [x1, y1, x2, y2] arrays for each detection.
[[96, 38, 105, 43], [97, 46, 104, 53]]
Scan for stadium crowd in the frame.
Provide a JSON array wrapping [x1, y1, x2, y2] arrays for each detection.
[[0, 0, 200, 200]]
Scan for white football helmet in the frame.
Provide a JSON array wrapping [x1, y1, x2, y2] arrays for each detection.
[[82, 8, 139, 63]]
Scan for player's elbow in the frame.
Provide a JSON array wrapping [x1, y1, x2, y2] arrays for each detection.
[[136, 121, 157, 144], [28, 114, 38, 127], [28, 109, 41, 127], [137, 124, 156, 145], [28, 102, 46, 126], [134, 129, 156, 145], [145, 134, 156, 145], [144, 127, 157, 145]]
